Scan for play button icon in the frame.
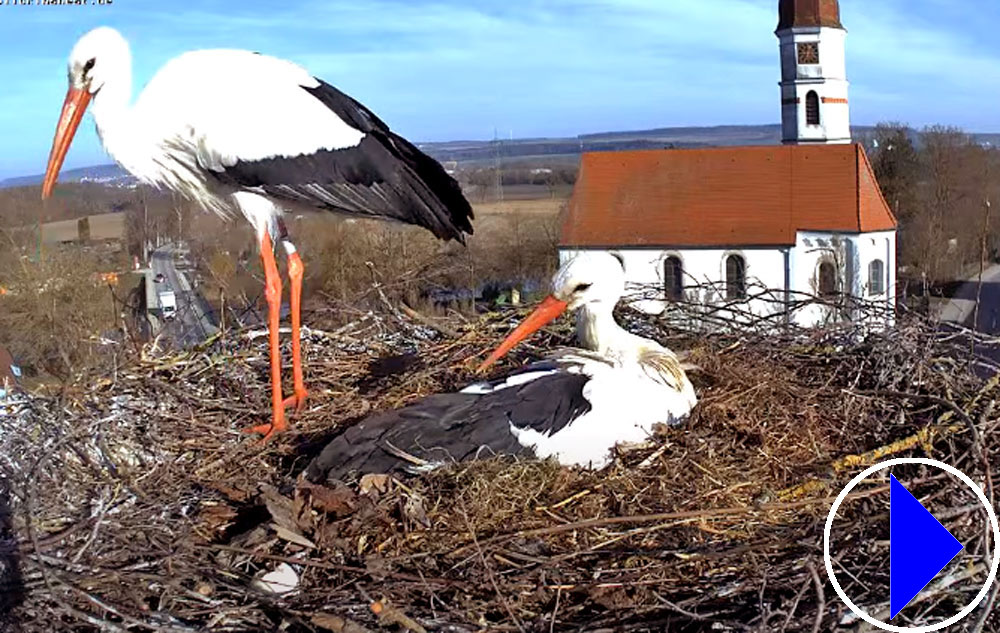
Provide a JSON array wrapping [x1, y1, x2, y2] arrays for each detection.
[[824, 458, 1000, 632], [889, 474, 963, 618]]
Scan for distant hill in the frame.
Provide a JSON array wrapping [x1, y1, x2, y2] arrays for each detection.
[[5, 124, 998, 187], [0, 164, 137, 189], [419, 124, 1000, 165], [415, 125, 789, 164], [578, 124, 785, 144]]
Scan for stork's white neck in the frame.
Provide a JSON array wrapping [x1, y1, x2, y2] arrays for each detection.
[[575, 302, 644, 359], [89, 50, 139, 175]]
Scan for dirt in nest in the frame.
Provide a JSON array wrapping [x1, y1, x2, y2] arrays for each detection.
[[0, 307, 997, 632]]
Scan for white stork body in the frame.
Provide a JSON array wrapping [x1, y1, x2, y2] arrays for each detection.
[[45, 27, 474, 441], [92, 48, 357, 229], [61, 31, 472, 242], [306, 252, 697, 481], [461, 347, 694, 469]]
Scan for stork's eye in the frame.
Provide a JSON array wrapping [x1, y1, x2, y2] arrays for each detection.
[[573, 283, 592, 293], [83, 58, 96, 74]]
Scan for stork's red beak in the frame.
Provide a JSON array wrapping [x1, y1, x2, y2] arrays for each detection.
[[477, 295, 569, 372], [42, 87, 91, 200]]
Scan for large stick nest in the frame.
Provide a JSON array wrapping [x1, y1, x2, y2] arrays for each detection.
[[1, 305, 998, 632]]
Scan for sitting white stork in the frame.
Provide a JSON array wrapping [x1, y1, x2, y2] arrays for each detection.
[[305, 252, 697, 482], [42, 27, 474, 442]]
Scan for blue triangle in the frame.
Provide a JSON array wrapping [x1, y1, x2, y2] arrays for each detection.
[[890, 474, 963, 618]]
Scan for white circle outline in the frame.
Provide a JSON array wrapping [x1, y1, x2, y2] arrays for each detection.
[[823, 457, 1000, 632]]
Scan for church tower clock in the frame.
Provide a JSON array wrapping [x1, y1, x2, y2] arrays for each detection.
[[776, 0, 851, 144]]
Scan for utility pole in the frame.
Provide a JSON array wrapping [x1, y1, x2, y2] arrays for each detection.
[[973, 142, 992, 348], [141, 188, 149, 263], [37, 195, 44, 264], [973, 196, 992, 345], [109, 282, 118, 328], [493, 127, 503, 203]]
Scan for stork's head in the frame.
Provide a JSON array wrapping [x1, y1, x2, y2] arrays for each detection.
[[43, 27, 129, 200], [67, 27, 128, 95], [477, 252, 626, 371], [551, 251, 626, 311]]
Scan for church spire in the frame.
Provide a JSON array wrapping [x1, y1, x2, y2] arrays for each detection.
[[778, 0, 843, 31], [776, 0, 851, 145]]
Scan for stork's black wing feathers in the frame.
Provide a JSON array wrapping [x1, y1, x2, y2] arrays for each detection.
[[304, 370, 591, 482], [212, 80, 474, 243]]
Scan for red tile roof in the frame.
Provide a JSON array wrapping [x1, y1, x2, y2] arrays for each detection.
[[560, 144, 897, 248], [778, 0, 843, 30]]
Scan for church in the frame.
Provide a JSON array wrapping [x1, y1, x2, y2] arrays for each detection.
[[558, 0, 898, 328]]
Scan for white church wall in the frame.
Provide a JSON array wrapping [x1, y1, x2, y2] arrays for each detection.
[[789, 231, 853, 327], [816, 27, 848, 80], [855, 230, 897, 326], [789, 230, 896, 327], [561, 231, 896, 330]]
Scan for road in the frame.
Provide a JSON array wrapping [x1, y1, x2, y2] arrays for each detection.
[[150, 244, 218, 347], [930, 264, 1000, 378], [935, 263, 1000, 335]]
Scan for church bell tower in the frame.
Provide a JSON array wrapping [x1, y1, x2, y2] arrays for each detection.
[[776, 0, 851, 144]]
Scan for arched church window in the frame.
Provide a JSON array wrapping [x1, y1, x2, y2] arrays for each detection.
[[806, 91, 820, 125], [725, 255, 746, 300], [868, 259, 885, 295], [818, 261, 837, 296], [664, 256, 683, 301]]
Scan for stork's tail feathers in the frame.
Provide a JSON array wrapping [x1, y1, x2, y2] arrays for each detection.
[[303, 414, 394, 483], [386, 130, 474, 244], [303, 393, 480, 483], [299, 81, 474, 244]]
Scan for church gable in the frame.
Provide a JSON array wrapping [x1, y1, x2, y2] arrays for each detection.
[[857, 147, 898, 232]]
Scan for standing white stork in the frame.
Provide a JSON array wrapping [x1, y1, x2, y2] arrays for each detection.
[[42, 27, 474, 442], [305, 252, 697, 482]]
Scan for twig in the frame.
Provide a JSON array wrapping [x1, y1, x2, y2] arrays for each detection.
[[806, 562, 825, 633], [453, 488, 890, 556], [971, 576, 999, 633], [311, 612, 374, 633], [400, 303, 459, 339], [458, 499, 526, 633], [370, 599, 427, 633], [196, 543, 465, 587], [549, 585, 561, 633]]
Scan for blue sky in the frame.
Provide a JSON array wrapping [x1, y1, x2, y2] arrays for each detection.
[[1, 0, 998, 179]]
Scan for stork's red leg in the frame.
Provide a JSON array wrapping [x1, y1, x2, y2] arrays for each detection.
[[243, 233, 286, 443], [282, 250, 308, 411]]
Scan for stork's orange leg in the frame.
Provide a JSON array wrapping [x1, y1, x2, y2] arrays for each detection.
[[281, 249, 308, 412], [243, 233, 286, 443]]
